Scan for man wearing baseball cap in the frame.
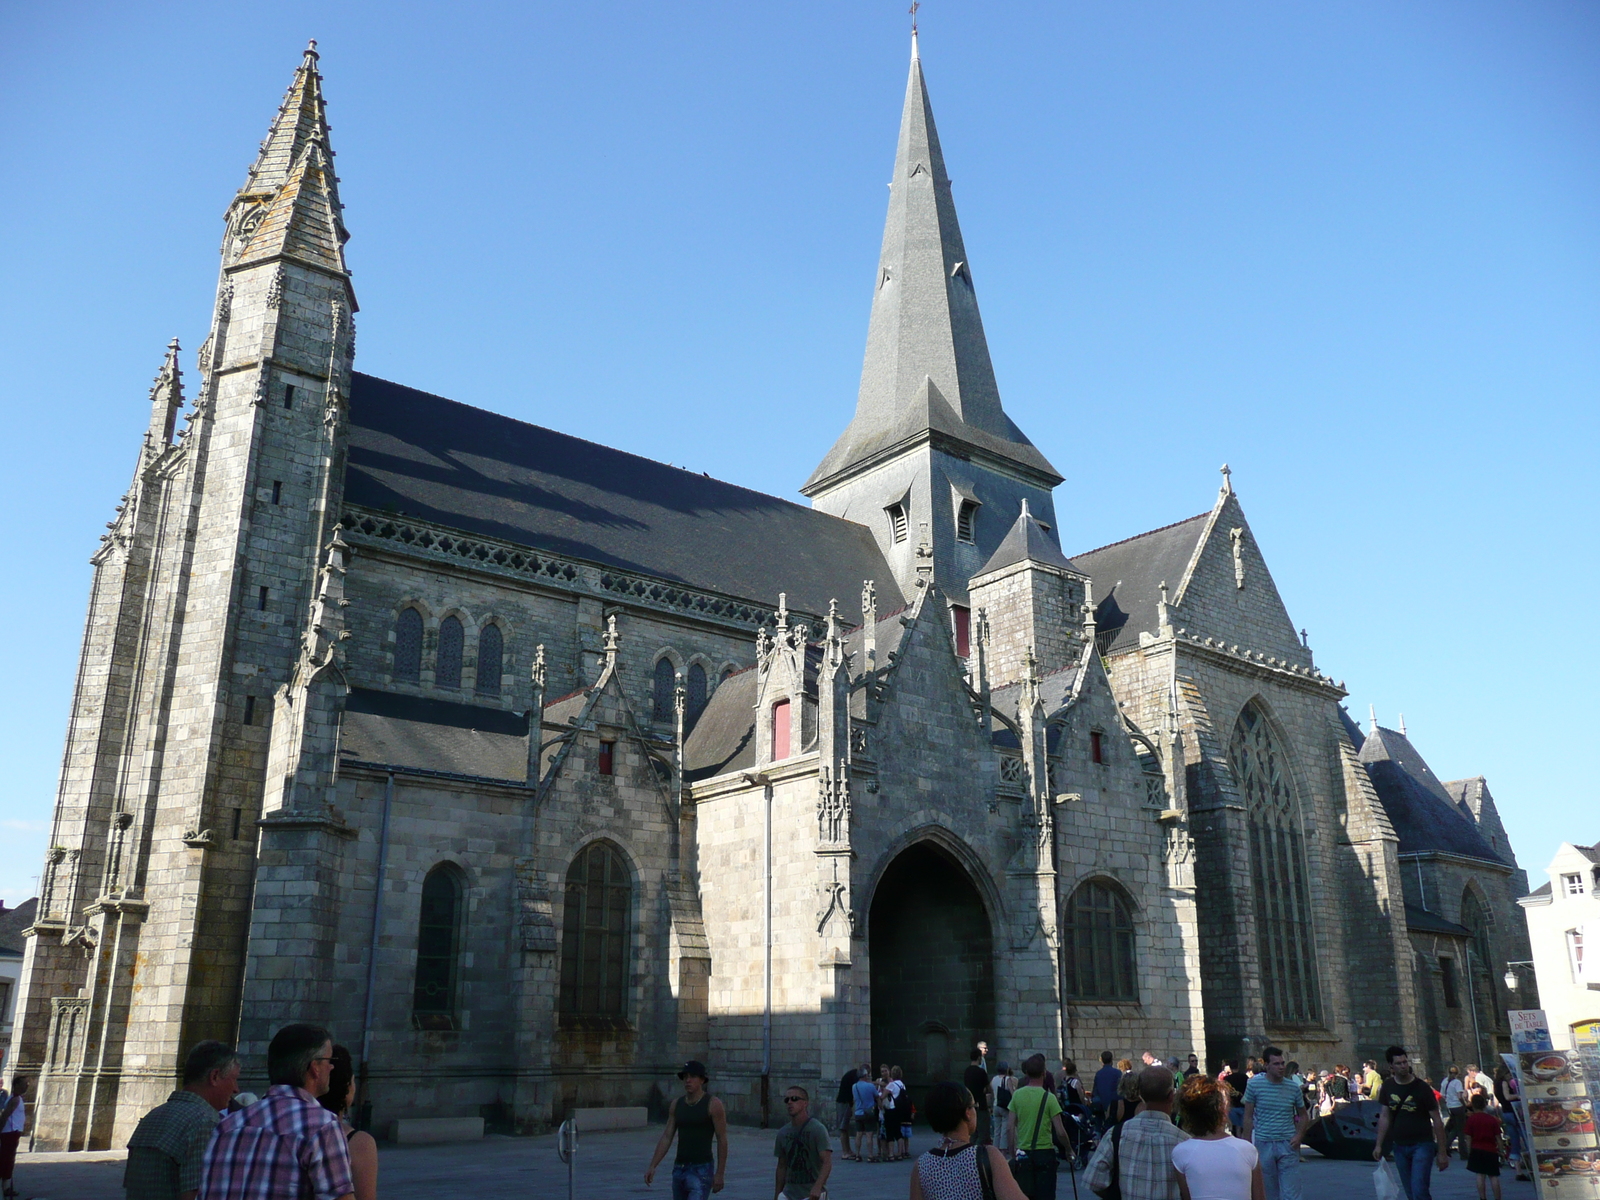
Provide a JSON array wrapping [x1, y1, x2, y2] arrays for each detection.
[[646, 1060, 728, 1197]]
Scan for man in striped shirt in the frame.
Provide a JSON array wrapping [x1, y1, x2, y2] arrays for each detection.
[[198, 1024, 353, 1200]]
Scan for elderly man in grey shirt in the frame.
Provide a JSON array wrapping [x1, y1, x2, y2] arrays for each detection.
[[1087, 1067, 1191, 1200], [124, 1042, 240, 1200]]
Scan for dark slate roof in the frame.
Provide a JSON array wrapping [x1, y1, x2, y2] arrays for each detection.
[[989, 666, 1081, 726], [1404, 903, 1471, 937], [1359, 727, 1505, 865], [340, 687, 530, 783], [1338, 706, 1366, 751], [1071, 514, 1209, 655], [346, 373, 905, 618], [683, 668, 759, 782], [0, 897, 38, 956], [1527, 882, 1553, 899], [976, 507, 1082, 579]]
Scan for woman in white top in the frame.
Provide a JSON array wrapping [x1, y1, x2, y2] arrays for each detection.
[[1172, 1075, 1264, 1200]]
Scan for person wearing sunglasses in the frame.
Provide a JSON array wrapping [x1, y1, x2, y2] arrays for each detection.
[[773, 1087, 832, 1200]]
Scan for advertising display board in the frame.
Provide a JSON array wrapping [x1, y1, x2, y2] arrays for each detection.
[[1507, 1047, 1598, 1198]]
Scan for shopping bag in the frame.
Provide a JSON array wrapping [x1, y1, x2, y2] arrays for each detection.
[[1374, 1159, 1404, 1200]]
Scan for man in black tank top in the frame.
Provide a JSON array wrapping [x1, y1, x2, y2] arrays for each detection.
[[646, 1060, 728, 1197]]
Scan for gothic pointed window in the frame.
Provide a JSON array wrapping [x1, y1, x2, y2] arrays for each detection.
[[559, 841, 631, 1022], [652, 656, 677, 723], [412, 864, 464, 1029], [1062, 879, 1137, 1002], [1230, 702, 1322, 1026], [1460, 890, 1500, 1049], [476, 624, 503, 696], [686, 663, 708, 727], [437, 616, 464, 689], [394, 608, 423, 683]]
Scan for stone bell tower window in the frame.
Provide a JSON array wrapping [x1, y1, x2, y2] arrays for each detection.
[[956, 499, 978, 544], [886, 502, 909, 544]]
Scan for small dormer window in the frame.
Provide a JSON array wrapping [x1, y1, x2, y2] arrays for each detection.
[[1565, 873, 1586, 897], [956, 499, 979, 544], [886, 502, 909, 544]]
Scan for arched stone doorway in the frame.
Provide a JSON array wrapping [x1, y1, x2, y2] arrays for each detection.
[[869, 840, 995, 1103]]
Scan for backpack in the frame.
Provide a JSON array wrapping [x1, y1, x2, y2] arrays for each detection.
[[996, 1080, 1014, 1111]]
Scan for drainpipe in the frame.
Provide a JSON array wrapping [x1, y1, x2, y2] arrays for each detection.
[[357, 772, 395, 1126], [763, 775, 773, 1128]]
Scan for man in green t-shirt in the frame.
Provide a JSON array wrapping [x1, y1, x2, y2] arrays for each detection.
[[1009, 1053, 1069, 1200], [774, 1085, 832, 1200]]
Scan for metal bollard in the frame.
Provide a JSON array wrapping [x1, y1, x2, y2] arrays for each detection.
[[556, 1117, 579, 1200]]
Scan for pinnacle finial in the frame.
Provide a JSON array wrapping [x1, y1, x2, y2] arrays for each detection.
[[1398, 713, 1407, 736], [305, 39, 319, 59], [1220, 463, 1233, 496], [910, 1, 921, 41], [1020, 498, 1031, 521], [1368, 703, 1377, 734]]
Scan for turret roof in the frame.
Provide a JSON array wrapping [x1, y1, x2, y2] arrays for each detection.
[[975, 502, 1082, 578]]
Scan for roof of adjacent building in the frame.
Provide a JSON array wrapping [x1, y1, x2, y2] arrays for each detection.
[[340, 687, 530, 784], [1071, 514, 1209, 655], [346, 373, 905, 619], [1358, 726, 1506, 865], [683, 667, 760, 782], [0, 897, 38, 957]]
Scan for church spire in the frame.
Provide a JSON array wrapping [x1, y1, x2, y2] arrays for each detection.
[[145, 337, 184, 450], [803, 36, 1058, 496], [244, 40, 333, 193], [223, 41, 352, 289]]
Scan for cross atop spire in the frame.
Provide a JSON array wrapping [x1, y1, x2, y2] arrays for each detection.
[[803, 38, 1058, 496]]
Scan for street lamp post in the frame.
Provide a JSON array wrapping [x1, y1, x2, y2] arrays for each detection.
[[1503, 961, 1534, 993]]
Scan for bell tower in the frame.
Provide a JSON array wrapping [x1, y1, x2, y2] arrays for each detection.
[[803, 35, 1062, 599], [13, 41, 357, 1149]]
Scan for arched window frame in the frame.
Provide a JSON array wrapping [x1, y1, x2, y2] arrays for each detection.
[[476, 621, 505, 697], [393, 606, 425, 684], [1230, 700, 1322, 1026], [412, 862, 466, 1030], [651, 655, 679, 723], [685, 661, 709, 727], [1061, 877, 1139, 1003], [1459, 887, 1502, 1045], [559, 840, 634, 1027], [436, 614, 466, 690]]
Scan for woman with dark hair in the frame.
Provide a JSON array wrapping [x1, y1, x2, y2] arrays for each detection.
[[317, 1045, 379, 1200], [1172, 1076, 1263, 1200], [911, 1081, 1029, 1200]]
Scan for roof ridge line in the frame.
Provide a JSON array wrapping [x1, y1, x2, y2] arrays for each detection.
[[1072, 511, 1210, 560]]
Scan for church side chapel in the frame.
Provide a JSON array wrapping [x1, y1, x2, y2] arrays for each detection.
[[13, 37, 1533, 1145]]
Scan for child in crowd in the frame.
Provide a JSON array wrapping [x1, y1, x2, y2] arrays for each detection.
[[1464, 1094, 1503, 1200]]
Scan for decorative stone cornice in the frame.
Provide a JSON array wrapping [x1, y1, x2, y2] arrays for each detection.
[[342, 504, 801, 634], [1138, 627, 1347, 698]]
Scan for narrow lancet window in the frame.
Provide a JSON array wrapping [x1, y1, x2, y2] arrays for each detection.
[[394, 608, 423, 683]]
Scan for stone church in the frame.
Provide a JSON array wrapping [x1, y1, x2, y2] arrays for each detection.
[[13, 38, 1535, 1146]]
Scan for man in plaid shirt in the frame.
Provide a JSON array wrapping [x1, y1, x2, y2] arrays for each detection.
[[199, 1024, 354, 1200], [124, 1040, 239, 1200], [1086, 1067, 1191, 1200]]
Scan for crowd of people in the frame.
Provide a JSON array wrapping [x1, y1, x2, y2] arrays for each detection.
[[641, 1041, 1533, 1200]]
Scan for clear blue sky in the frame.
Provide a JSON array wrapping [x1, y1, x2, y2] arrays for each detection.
[[1, 3, 1595, 906]]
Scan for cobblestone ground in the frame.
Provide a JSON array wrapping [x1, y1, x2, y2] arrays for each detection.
[[13, 1128, 1540, 1200]]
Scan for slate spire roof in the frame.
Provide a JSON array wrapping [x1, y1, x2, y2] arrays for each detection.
[[975, 500, 1083, 578], [1358, 724, 1506, 865], [804, 35, 1059, 494], [229, 41, 351, 282]]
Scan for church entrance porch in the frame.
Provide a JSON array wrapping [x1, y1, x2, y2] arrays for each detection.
[[868, 840, 995, 1110]]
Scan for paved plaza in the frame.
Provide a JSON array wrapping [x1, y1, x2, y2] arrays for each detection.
[[11, 1125, 1540, 1200]]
